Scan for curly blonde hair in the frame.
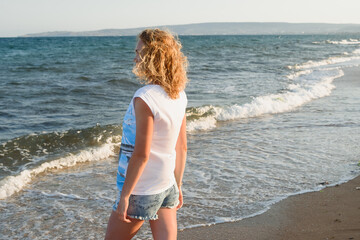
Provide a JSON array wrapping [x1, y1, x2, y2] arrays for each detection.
[[132, 29, 188, 99]]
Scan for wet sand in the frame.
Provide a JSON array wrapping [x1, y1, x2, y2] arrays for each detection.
[[178, 175, 360, 240]]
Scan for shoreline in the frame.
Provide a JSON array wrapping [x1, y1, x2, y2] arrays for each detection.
[[178, 66, 360, 240], [178, 174, 360, 240]]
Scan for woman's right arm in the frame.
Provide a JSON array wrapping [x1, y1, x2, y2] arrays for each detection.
[[174, 115, 187, 209]]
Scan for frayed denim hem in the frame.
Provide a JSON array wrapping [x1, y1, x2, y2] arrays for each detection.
[[128, 214, 158, 221]]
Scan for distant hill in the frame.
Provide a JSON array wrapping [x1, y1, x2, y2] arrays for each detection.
[[21, 22, 360, 37]]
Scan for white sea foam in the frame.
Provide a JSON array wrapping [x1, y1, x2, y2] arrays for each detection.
[[33, 190, 88, 200], [187, 68, 344, 132], [287, 47, 360, 70], [0, 139, 117, 200], [312, 39, 360, 45], [287, 55, 360, 70], [186, 105, 222, 131], [286, 69, 313, 80], [218, 70, 341, 120], [326, 39, 360, 45], [353, 49, 360, 55], [187, 116, 217, 131]]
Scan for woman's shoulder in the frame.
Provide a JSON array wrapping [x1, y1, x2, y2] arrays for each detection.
[[134, 84, 168, 99], [135, 84, 187, 103], [135, 84, 161, 95]]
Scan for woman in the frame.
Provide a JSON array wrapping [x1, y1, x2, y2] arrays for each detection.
[[105, 29, 188, 240]]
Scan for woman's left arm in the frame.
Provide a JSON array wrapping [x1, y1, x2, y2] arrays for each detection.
[[116, 97, 154, 222], [174, 115, 187, 210]]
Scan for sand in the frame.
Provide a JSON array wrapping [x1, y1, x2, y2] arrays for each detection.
[[178, 175, 360, 240]]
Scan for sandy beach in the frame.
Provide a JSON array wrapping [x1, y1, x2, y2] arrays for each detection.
[[178, 174, 360, 240]]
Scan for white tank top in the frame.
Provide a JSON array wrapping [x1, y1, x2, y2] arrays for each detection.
[[116, 84, 187, 195]]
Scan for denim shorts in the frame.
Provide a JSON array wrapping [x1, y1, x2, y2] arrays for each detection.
[[112, 184, 179, 220]]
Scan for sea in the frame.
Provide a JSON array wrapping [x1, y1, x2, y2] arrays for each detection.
[[1, 34, 360, 239]]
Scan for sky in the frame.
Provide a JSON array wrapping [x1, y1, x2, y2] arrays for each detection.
[[1, 0, 360, 37]]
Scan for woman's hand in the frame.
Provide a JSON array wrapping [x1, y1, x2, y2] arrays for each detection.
[[177, 187, 183, 210], [116, 196, 131, 223]]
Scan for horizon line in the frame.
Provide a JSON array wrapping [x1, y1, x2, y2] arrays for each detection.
[[3, 21, 360, 38]]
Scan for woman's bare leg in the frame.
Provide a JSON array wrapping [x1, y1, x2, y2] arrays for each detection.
[[105, 211, 144, 240], [149, 207, 177, 240]]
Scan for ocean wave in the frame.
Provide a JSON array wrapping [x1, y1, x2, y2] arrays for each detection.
[[287, 55, 360, 70], [187, 46, 360, 132], [0, 139, 117, 200], [186, 68, 343, 132], [312, 39, 360, 45], [326, 39, 360, 45], [286, 69, 313, 80], [287, 46, 360, 70], [0, 124, 122, 172]]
